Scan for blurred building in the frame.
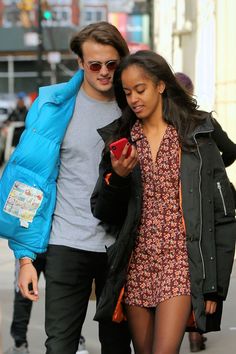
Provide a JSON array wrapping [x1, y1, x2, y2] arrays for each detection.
[[80, 0, 151, 52], [153, 0, 236, 182], [0, 0, 80, 94], [0, 0, 151, 94]]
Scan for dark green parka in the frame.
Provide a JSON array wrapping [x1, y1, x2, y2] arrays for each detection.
[[91, 114, 236, 333]]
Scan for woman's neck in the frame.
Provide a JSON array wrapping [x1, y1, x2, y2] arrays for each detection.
[[142, 116, 167, 136]]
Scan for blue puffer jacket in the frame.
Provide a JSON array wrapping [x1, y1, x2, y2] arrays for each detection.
[[0, 70, 84, 259]]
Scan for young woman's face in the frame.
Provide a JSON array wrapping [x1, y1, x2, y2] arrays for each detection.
[[121, 64, 165, 120]]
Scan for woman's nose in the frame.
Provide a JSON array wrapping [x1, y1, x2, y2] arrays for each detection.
[[129, 93, 138, 104]]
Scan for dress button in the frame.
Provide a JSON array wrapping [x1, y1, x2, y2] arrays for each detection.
[[209, 228, 213, 232], [211, 285, 215, 290], [208, 199, 212, 204], [189, 189, 193, 193], [210, 256, 214, 261]]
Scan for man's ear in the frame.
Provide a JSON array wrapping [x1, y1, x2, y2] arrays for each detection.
[[78, 57, 84, 69]]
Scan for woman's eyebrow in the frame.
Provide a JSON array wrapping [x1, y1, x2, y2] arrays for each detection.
[[123, 83, 146, 90]]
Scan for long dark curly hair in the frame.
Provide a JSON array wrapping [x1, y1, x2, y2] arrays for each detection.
[[108, 50, 206, 149]]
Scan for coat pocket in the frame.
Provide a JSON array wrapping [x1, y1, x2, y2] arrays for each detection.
[[214, 178, 235, 217], [0, 161, 56, 251]]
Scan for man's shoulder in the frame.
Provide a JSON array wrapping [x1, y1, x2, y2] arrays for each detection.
[[38, 70, 84, 107]]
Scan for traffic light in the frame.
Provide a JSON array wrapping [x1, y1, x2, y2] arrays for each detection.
[[41, 0, 53, 20]]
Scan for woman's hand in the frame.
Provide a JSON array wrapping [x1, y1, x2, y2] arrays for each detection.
[[18, 260, 39, 301], [205, 300, 217, 314], [111, 143, 138, 177]]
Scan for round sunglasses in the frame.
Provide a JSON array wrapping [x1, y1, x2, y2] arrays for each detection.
[[86, 60, 118, 72]]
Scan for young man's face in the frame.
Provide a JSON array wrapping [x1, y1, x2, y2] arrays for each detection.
[[79, 40, 120, 101]]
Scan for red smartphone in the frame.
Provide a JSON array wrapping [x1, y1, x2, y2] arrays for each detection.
[[109, 138, 132, 160]]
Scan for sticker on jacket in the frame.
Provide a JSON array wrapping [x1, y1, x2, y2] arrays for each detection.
[[3, 181, 43, 228]]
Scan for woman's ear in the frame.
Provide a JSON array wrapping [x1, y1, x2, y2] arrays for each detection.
[[158, 81, 166, 94]]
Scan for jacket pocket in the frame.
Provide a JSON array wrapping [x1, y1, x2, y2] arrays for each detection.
[[216, 181, 227, 215], [214, 178, 235, 217], [0, 161, 56, 251]]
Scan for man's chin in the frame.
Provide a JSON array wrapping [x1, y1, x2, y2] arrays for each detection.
[[97, 83, 112, 91]]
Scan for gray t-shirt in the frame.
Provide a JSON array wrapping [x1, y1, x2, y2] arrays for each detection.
[[49, 88, 121, 252]]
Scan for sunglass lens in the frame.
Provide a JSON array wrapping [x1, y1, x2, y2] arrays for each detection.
[[106, 61, 118, 71], [89, 63, 102, 72]]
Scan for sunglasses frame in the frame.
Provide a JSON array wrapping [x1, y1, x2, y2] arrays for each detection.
[[86, 60, 119, 72]]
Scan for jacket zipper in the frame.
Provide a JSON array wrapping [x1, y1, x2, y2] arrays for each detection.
[[193, 129, 213, 280], [217, 181, 227, 215], [193, 136, 205, 279]]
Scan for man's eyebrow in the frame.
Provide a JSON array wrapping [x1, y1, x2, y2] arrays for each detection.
[[87, 59, 118, 63]]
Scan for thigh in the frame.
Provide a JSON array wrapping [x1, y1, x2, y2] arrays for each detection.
[[153, 295, 191, 354], [93, 252, 108, 301], [125, 305, 154, 354], [45, 245, 93, 354]]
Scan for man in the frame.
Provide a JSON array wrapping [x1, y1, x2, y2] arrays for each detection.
[[7, 22, 131, 354], [4, 254, 46, 354], [7, 93, 28, 123]]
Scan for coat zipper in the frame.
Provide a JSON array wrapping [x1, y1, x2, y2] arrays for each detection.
[[217, 181, 227, 215], [193, 130, 213, 280]]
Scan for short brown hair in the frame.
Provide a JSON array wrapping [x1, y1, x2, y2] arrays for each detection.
[[70, 21, 129, 60]]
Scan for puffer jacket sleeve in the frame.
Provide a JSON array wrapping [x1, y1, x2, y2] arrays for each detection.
[[91, 154, 132, 225], [8, 240, 38, 260]]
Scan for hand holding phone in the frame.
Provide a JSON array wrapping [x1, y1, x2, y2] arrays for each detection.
[[109, 138, 132, 160]]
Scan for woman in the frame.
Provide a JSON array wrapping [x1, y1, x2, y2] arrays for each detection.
[[91, 51, 236, 354]]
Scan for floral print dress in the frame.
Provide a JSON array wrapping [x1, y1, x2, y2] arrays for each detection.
[[124, 121, 191, 307]]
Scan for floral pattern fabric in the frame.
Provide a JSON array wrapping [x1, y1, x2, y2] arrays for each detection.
[[124, 122, 191, 307]]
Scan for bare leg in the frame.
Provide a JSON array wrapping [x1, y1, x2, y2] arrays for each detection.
[[125, 305, 155, 354], [153, 295, 191, 354]]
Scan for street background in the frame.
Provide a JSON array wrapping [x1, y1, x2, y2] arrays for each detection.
[[1, 239, 236, 354], [1, 0, 236, 353]]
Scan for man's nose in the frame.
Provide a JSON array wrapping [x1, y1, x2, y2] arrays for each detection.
[[100, 64, 109, 75]]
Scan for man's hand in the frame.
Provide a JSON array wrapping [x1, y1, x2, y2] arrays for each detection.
[[18, 259, 39, 301]]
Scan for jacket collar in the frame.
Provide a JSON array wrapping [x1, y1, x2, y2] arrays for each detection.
[[183, 112, 214, 149], [192, 112, 214, 136], [38, 70, 84, 110]]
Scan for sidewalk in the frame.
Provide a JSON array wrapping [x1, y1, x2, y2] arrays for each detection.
[[1, 238, 236, 354]]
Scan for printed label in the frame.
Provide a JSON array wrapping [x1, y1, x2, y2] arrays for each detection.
[[4, 181, 43, 223]]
